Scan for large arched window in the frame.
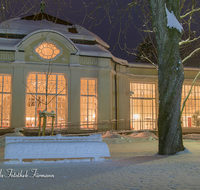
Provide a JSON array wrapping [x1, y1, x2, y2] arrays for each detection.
[[26, 73, 67, 127]]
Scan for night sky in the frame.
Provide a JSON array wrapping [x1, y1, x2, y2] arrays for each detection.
[[1, 1, 200, 63], [46, 1, 142, 63], [1, 0, 142, 62]]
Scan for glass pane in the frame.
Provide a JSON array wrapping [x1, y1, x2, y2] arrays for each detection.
[[27, 74, 36, 93], [57, 96, 65, 124], [81, 79, 87, 95], [37, 74, 46, 94], [3, 76, 11, 92], [58, 75, 66, 94], [48, 75, 56, 94], [0, 76, 2, 92], [2, 94, 10, 127], [88, 79, 96, 95], [26, 94, 36, 127]]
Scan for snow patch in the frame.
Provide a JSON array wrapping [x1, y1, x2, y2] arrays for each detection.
[[183, 134, 200, 140], [4, 158, 107, 164], [129, 131, 158, 140], [102, 131, 122, 139], [165, 4, 183, 32], [175, 147, 193, 155]]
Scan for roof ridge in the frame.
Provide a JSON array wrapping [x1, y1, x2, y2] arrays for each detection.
[[21, 13, 73, 26]]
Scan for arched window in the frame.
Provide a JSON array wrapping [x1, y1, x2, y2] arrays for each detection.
[[35, 42, 60, 59], [26, 73, 67, 127]]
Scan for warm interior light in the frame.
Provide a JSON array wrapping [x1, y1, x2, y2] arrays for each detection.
[[26, 117, 35, 121], [80, 79, 97, 129], [133, 114, 140, 120], [35, 42, 60, 59]]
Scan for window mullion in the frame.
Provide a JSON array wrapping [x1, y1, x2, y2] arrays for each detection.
[[87, 80, 89, 126], [35, 74, 38, 127], [1, 76, 4, 127]]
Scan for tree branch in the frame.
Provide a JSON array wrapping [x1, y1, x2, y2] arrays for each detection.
[[179, 35, 200, 46], [180, 7, 200, 19], [182, 47, 200, 64]]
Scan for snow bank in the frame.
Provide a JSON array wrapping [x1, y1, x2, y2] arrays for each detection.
[[129, 131, 158, 140], [175, 147, 193, 155], [102, 131, 122, 139], [4, 134, 110, 162], [183, 134, 200, 140]]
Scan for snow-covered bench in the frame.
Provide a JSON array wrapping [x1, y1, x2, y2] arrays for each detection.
[[4, 134, 110, 163]]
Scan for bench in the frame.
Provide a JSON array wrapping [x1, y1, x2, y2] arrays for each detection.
[[4, 134, 110, 163]]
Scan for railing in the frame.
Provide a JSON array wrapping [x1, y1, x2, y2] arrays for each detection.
[[24, 119, 157, 134]]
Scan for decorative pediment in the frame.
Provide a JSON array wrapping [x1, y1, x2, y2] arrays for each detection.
[[17, 30, 78, 63]]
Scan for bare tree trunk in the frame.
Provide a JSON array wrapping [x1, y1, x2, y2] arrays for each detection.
[[149, 0, 184, 154]]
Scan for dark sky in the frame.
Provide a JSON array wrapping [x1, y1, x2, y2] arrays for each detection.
[[2, 0, 141, 62], [2, 1, 200, 63], [51, 1, 142, 63]]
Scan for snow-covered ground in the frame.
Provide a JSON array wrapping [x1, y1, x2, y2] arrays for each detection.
[[0, 131, 200, 190]]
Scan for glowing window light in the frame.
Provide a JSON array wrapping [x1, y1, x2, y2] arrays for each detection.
[[35, 42, 60, 59], [80, 78, 97, 129], [26, 73, 66, 128], [133, 114, 140, 120]]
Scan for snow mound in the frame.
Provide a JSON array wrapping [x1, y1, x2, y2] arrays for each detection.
[[175, 147, 193, 155], [129, 131, 158, 140], [102, 131, 122, 139], [183, 134, 200, 141]]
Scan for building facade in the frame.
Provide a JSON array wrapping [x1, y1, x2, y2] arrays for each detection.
[[0, 13, 199, 133]]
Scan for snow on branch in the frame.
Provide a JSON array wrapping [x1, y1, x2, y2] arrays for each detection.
[[179, 36, 200, 46], [165, 4, 183, 33], [180, 7, 200, 19], [182, 47, 200, 64], [143, 30, 153, 33]]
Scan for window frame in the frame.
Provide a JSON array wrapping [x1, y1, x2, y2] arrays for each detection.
[[0, 74, 12, 128], [80, 78, 97, 130], [26, 72, 67, 128]]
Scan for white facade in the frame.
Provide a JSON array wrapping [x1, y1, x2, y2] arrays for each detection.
[[0, 13, 199, 133]]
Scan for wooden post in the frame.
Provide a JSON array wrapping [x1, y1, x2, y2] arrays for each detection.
[[38, 116, 41, 136], [42, 115, 46, 136], [51, 116, 55, 136]]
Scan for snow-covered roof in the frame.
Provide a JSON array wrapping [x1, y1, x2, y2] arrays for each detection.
[[76, 44, 128, 65], [0, 17, 109, 49], [0, 38, 21, 51], [0, 14, 128, 66]]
